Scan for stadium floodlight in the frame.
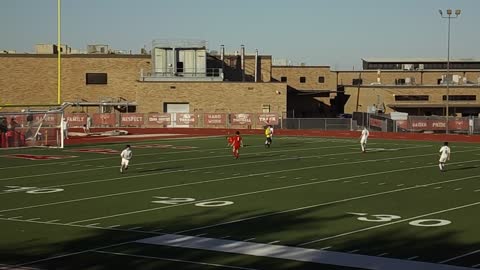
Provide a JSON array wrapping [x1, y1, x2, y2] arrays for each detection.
[[438, 8, 461, 134]]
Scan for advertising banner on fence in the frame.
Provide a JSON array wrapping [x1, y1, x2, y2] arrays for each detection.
[[120, 113, 144, 127], [93, 113, 116, 126], [176, 113, 196, 125], [65, 113, 87, 127], [369, 117, 383, 129], [147, 113, 171, 126], [34, 113, 59, 127], [204, 113, 226, 125], [257, 113, 279, 125], [397, 118, 469, 131], [231, 113, 253, 125]]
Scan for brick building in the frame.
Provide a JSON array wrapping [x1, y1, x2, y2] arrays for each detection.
[[1, 42, 480, 117]]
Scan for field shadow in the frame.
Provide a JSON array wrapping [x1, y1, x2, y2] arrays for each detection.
[[446, 165, 479, 172], [1, 205, 478, 270], [136, 166, 184, 173]]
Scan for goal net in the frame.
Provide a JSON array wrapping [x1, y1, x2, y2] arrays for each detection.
[[0, 110, 65, 149]]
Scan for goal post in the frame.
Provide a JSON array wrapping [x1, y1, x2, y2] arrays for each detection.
[[0, 110, 65, 149]]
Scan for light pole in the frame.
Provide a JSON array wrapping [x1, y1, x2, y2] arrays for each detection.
[[439, 9, 461, 134]]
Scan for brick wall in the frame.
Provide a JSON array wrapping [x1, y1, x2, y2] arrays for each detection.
[[0, 55, 284, 114]]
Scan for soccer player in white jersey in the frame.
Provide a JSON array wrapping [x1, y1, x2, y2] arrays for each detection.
[[439, 142, 451, 172], [360, 127, 370, 153], [120, 145, 133, 173]]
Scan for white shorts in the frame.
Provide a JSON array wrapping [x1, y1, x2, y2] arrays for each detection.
[[439, 155, 448, 163], [360, 138, 367, 144], [121, 158, 130, 167]]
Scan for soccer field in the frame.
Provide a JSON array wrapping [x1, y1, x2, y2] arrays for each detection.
[[1, 135, 480, 270]]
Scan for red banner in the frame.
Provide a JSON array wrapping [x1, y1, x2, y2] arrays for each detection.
[[231, 113, 253, 125], [5, 114, 26, 127], [369, 117, 383, 129], [397, 119, 468, 131], [120, 113, 144, 127], [257, 113, 279, 125], [93, 113, 116, 126], [33, 113, 59, 126], [204, 113, 226, 125], [147, 113, 171, 126], [65, 113, 87, 127], [176, 113, 196, 125]]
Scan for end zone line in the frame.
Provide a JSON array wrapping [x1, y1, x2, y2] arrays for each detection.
[[94, 251, 258, 270], [299, 201, 480, 246], [69, 159, 480, 226]]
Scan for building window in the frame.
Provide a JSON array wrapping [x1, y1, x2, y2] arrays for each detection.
[[395, 78, 406, 85], [86, 73, 107, 84], [352, 79, 363, 85], [300, 77, 306, 83], [280, 76, 287, 82], [442, 95, 476, 101], [318, 76, 325, 83], [394, 95, 429, 101]]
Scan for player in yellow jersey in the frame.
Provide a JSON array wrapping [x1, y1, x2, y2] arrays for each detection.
[[265, 125, 272, 148]]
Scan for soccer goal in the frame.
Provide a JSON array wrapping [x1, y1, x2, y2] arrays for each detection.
[[0, 109, 66, 149]]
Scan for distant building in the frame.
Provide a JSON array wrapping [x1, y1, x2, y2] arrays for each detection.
[[35, 44, 71, 54], [0, 50, 16, 54], [87, 44, 110, 54]]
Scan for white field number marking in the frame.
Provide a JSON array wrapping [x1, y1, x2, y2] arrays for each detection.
[[152, 196, 233, 208], [4, 186, 64, 194], [349, 212, 451, 227]]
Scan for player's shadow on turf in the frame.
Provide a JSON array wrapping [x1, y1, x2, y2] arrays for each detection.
[[137, 166, 184, 173], [446, 165, 479, 171]]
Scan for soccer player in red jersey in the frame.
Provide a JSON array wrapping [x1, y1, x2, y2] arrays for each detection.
[[229, 131, 243, 159]]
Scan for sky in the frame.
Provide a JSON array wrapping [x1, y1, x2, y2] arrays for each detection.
[[1, 0, 479, 70]]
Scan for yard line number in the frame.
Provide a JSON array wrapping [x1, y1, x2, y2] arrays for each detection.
[[152, 196, 234, 208], [348, 212, 451, 227], [4, 186, 64, 194]]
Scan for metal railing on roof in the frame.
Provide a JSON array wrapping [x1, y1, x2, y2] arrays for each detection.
[[152, 39, 207, 49]]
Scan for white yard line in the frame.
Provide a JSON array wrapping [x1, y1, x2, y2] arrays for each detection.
[[0, 143, 369, 183], [67, 159, 480, 225], [299, 201, 480, 246], [0, 217, 164, 236], [0, 149, 448, 213], [94, 251, 258, 270], [0, 139, 356, 172], [439, 249, 480, 264], [9, 240, 135, 269], [174, 172, 480, 234], [0, 136, 224, 170]]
